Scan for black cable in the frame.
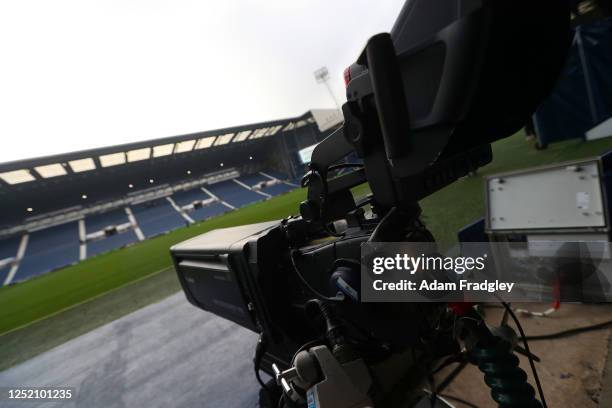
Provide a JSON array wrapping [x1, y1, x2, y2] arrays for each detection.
[[525, 318, 612, 341], [500, 301, 548, 408], [484, 305, 612, 340], [291, 338, 325, 364], [289, 250, 343, 302], [255, 369, 270, 394], [254, 333, 274, 395], [431, 353, 466, 375], [435, 360, 469, 394], [277, 393, 285, 408]]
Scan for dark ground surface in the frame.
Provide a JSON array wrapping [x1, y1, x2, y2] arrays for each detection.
[[0, 293, 261, 408], [0, 267, 181, 372], [1, 295, 611, 408]]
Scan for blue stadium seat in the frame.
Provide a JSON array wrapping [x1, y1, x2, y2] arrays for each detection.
[[264, 169, 301, 186], [0, 266, 9, 285], [206, 180, 265, 208], [263, 170, 290, 181], [189, 202, 229, 222], [172, 188, 211, 206], [88, 230, 139, 257], [0, 235, 19, 261], [16, 222, 79, 281], [86, 209, 130, 233], [131, 199, 187, 238], [261, 183, 294, 196], [237, 173, 269, 186]]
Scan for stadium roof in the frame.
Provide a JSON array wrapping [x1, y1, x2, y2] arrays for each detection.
[[0, 109, 342, 187], [0, 110, 337, 186], [0, 108, 343, 227]]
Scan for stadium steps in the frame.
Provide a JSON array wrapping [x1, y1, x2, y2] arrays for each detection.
[[15, 223, 79, 283], [257, 171, 298, 196], [237, 173, 271, 187], [130, 198, 188, 238], [260, 170, 298, 185], [172, 187, 212, 207], [204, 179, 265, 208], [1, 234, 26, 286], [232, 179, 271, 198], [200, 186, 236, 210], [83, 208, 140, 258], [166, 196, 195, 224], [125, 207, 145, 241], [260, 170, 287, 180], [79, 219, 86, 261]]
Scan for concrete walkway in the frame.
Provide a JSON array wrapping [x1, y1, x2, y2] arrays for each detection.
[[0, 293, 261, 408]]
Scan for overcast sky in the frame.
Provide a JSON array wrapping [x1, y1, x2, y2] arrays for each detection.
[[0, 0, 406, 164]]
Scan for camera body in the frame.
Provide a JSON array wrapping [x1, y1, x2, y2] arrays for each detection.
[[171, 213, 445, 375]]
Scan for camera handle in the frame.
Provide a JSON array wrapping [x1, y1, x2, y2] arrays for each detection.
[[273, 346, 456, 408], [273, 345, 374, 408]]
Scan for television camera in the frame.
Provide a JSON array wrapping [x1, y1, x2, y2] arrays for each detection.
[[171, 1, 571, 406]]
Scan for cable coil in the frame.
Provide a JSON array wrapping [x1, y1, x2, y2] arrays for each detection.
[[471, 340, 542, 408]]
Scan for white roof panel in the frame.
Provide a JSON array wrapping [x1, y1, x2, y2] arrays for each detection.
[[214, 133, 234, 146], [249, 128, 269, 140], [99, 152, 126, 167], [233, 130, 251, 142], [195, 136, 216, 149], [34, 163, 67, 178], [68, 158, 96, 172], [152, 144, 174, 157], [174, 140, 196, 153], [0, 169, 36, 184], [127, 147, 151, 162]]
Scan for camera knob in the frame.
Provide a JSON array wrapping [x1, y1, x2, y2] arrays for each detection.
[[294, 350, 321, 385], [300, 200, 319, 221]]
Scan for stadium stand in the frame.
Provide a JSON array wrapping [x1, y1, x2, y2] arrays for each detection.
[[260, 170, 301, 187], [83, 208, 138, 257], [172, 187, 212, 207], [262, 170, 293, 182], [205, 180, 266, 208], [0, 235, 19, 263], [130, 199, 188, 238], [0, 267, 8, 286], [0, 171, 300, 284], [87, 230, 139, 257], [16, 222, 79, 282], [237, 173, 271, 187], [0, 109, 342, 284], [85, 209, 130, 233], [261, 183, 294, 196], [188, 202, 230, 222], [0, 235, 19, 283]]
